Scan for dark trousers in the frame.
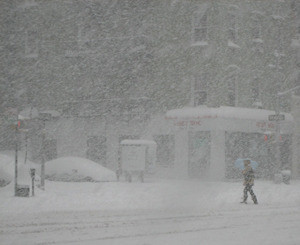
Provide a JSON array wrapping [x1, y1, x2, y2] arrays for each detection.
[[243, 184, 257, 203]]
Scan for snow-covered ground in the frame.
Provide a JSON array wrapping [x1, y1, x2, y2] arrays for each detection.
[[0, 154, 300, 244]]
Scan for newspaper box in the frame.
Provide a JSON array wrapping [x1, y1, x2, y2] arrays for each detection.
[[120, 140, 156, 182]]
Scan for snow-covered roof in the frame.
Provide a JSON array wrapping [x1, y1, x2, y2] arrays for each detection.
[[165, 106, 294, 122], [120, 139, 157, 146]]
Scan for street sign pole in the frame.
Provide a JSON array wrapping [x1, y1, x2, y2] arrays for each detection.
[[14, 123, 18, 196]]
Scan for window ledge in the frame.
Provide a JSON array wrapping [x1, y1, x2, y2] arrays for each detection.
[[271, 15, 285, 21], [228, 40, 240, 49], [252, 38, 264, 44], [25, 53, 38, 58], [191, 41, 209, 47]]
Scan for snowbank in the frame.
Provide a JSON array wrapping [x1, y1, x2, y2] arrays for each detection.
[[0, 153, 33, 186], [0, 179, 299, 216], [0, 153, 117, 184]]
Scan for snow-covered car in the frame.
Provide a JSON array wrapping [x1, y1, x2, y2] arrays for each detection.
[[45, 156, 117, 182]]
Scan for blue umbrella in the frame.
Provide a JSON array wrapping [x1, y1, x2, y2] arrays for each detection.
[[234, 158, 258, 170]]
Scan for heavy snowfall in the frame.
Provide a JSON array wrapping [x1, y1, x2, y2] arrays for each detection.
[[1, 0, 300, 244]]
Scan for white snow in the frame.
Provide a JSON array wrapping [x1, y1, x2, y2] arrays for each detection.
[[0, 153, 117, 184], [45, 156, 117, 182], [166, 105, 294, 121], [18, 107, 39, 120], [120, 139, 157, 145], [1, 154, 300, 245], [191, 41, 209, 47], [252, 38, 264, 43], [0, 153, 34, 185], [228, 40, 241, 49], [0, 177, 299, 214]]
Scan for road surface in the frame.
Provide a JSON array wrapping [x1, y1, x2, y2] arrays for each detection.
[[1, 204, 299, 245]]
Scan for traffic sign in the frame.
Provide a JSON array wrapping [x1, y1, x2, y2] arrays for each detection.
[[268, 114, 285, 121]]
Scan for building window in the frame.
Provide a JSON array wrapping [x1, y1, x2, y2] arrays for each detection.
[[277, 25, 285, 52], [250, 12, 263, 41], [87, 136, 107, 166], [77, 4, 101, 50], [225, 4, 239, 46], [252, 21, 262, 40], [194, 13, 207, 42], [251, 76, 260, 102], [192, 4, 209, 45], [228, 74, 237, 107], [153, 135, 175, 167], [188, 131, 210, 178], [194, 73, 208, 106], [224, 65, 239, 107], [228, 13, 237, 43], [25, 30, 38, 58]]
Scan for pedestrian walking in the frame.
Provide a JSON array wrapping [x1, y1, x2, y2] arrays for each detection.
[[241, 159, 258, 204]]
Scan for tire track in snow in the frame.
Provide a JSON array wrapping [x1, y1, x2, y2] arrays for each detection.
[[1, 205, 299, 244]]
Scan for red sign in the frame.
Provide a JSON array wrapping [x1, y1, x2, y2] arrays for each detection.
[[174, 120, 202, 127]]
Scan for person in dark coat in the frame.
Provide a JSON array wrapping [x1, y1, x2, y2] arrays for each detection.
[[241, 159, 258, 204]]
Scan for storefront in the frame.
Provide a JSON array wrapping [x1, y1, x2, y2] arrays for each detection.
[[164, 106, 294, 180], [36, 106, 294, 181]]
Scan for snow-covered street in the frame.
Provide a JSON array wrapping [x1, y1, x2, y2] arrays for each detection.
[[1, 0, 300, 244], [1, 179, 300, 245]]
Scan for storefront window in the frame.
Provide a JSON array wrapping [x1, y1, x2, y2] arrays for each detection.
[[224, 132, 287, 179], [188, 131, 210, 178], [153, 135, 175, 167]]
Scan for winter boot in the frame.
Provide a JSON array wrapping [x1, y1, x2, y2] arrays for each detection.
[[252, 195, 258, 204], [240, 196, 247, 204]]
